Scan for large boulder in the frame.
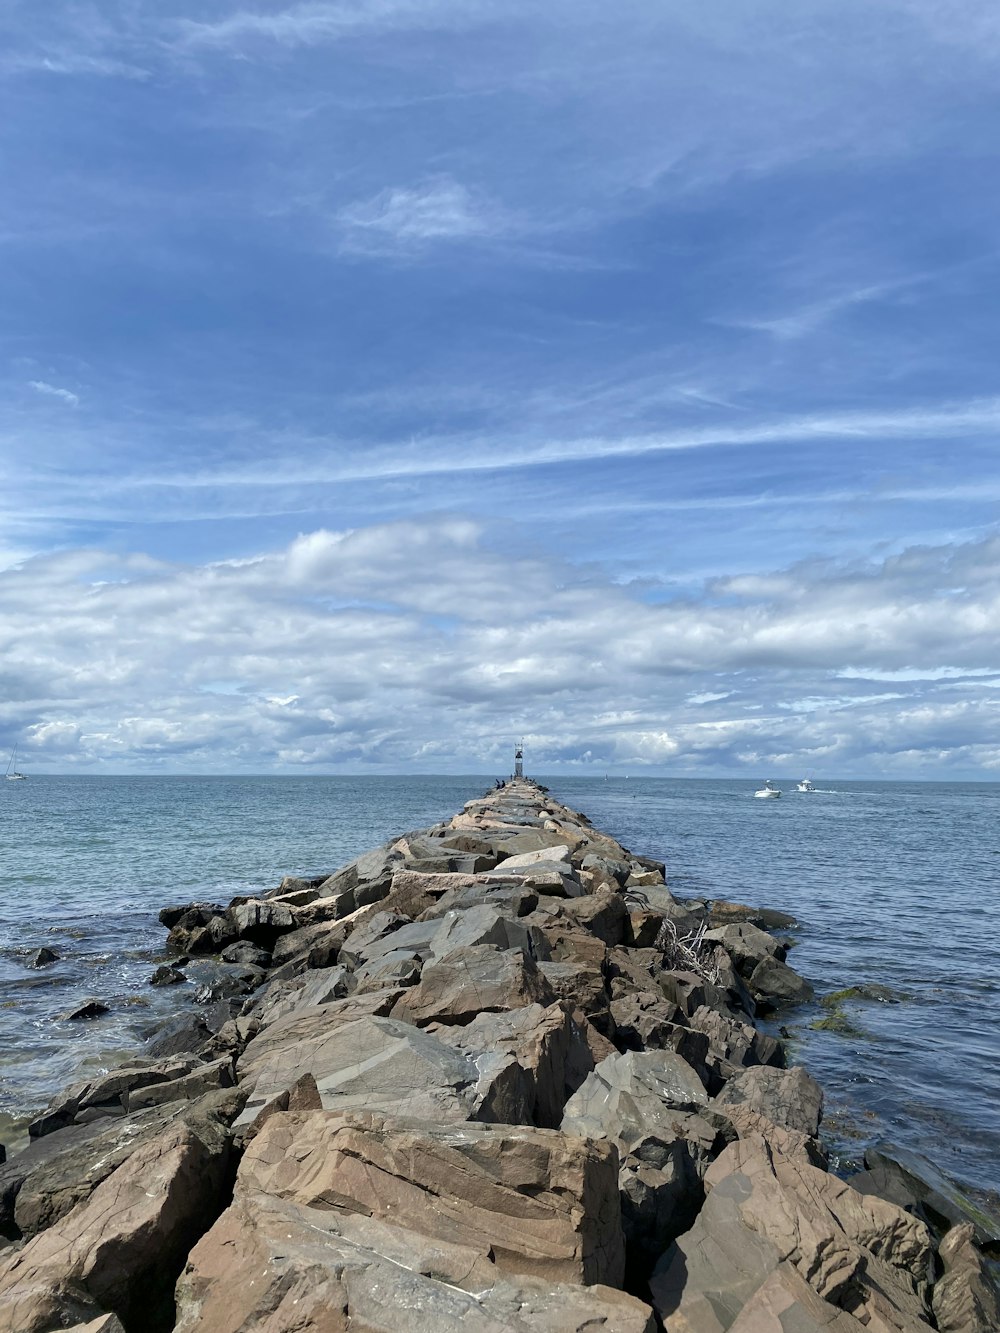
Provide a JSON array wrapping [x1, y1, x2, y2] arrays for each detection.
[[226, 898, 296, 948], [746, 955, 814, 1010], [174, 1190, 653, 1332], [390, 945, 556, 1028], [235, 1013, 483, 1128], [649, 1137, 934, 1332], [240, 1109, 626, 1287], [714, 1065, 823, 1139], [561, 1049, 709, 1152], [0, 1116, 232, 1333], [931, 1222, 1000, 1333], [434, 1002, 594, 1128]]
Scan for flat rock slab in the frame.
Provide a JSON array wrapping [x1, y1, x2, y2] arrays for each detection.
[[174, 1190, 653, 1332], [391, 944, 556, 1028], [235, 1013, 482, 1128], [239, 1109, 626, 1287]]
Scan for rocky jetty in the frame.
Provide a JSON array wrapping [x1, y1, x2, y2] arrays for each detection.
[[0, 778, 997, 1332]]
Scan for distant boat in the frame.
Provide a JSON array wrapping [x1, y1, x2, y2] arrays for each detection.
[[796, 778, 816, 793], [5, 745, 26, 781], [754, 780, 781, 799]]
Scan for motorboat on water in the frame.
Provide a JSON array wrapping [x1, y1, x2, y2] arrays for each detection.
[[754, 780, 781, 799], [796, 778, 816, 792], [5, 745, 26, 781]]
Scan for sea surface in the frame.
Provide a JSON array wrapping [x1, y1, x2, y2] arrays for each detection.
[[1, 774, 998, 1210]]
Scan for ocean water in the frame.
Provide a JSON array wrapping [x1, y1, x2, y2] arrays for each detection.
[[1, 774, 998, 1211]]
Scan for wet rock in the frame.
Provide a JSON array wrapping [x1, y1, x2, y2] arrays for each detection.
[[149, 964, 186, 986], [747, 954, 815, 1010], [850, 1143, 1000, 1248], [707, 901, 799, 931], [64, 1000, 110, 1022], [29, 948, 59, 969]]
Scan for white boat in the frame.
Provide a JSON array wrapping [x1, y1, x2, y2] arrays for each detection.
[[5, 745, 26, 781], [796, 778, 816, 792], [753, 780, 781, 799]]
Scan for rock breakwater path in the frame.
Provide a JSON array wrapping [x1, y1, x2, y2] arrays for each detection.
[[1, 778, 996, 1331]]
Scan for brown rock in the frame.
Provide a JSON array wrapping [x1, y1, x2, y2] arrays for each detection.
[[242, 1110, 626, 1287], [932, 1222, 1000, 1333], [0, 1117, 231, 1333], [174, 1189, 652, 1332], [650, 1137, 933, 1332]]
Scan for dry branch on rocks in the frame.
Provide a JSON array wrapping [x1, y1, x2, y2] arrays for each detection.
[[0, 777, 997, 1332]]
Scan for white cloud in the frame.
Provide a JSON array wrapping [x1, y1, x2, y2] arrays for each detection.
[[336, 177, 516, 254], [27, 380, 80, 407], [2, 520, 999, 775], [174, 0, 486, 51]]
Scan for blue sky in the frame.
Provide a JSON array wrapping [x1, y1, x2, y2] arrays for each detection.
[[2, 1, 1000, 776]]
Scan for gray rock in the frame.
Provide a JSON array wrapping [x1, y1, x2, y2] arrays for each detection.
[[29, 948, 59, 968], [850, 1144, 1000, 1248], [714, 1064, 823, 1140], [226, 898, 296, 948], [219, 940, 272, 967], [235, 1013, 483, 1128], [561, 1049, 709, 1153], [748, 954, 815, 1009], [703, 921, 786, 976], [391, 944, 556, 1028], [148, 965, 185, 987], [435, 1002, 594, 1128]]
